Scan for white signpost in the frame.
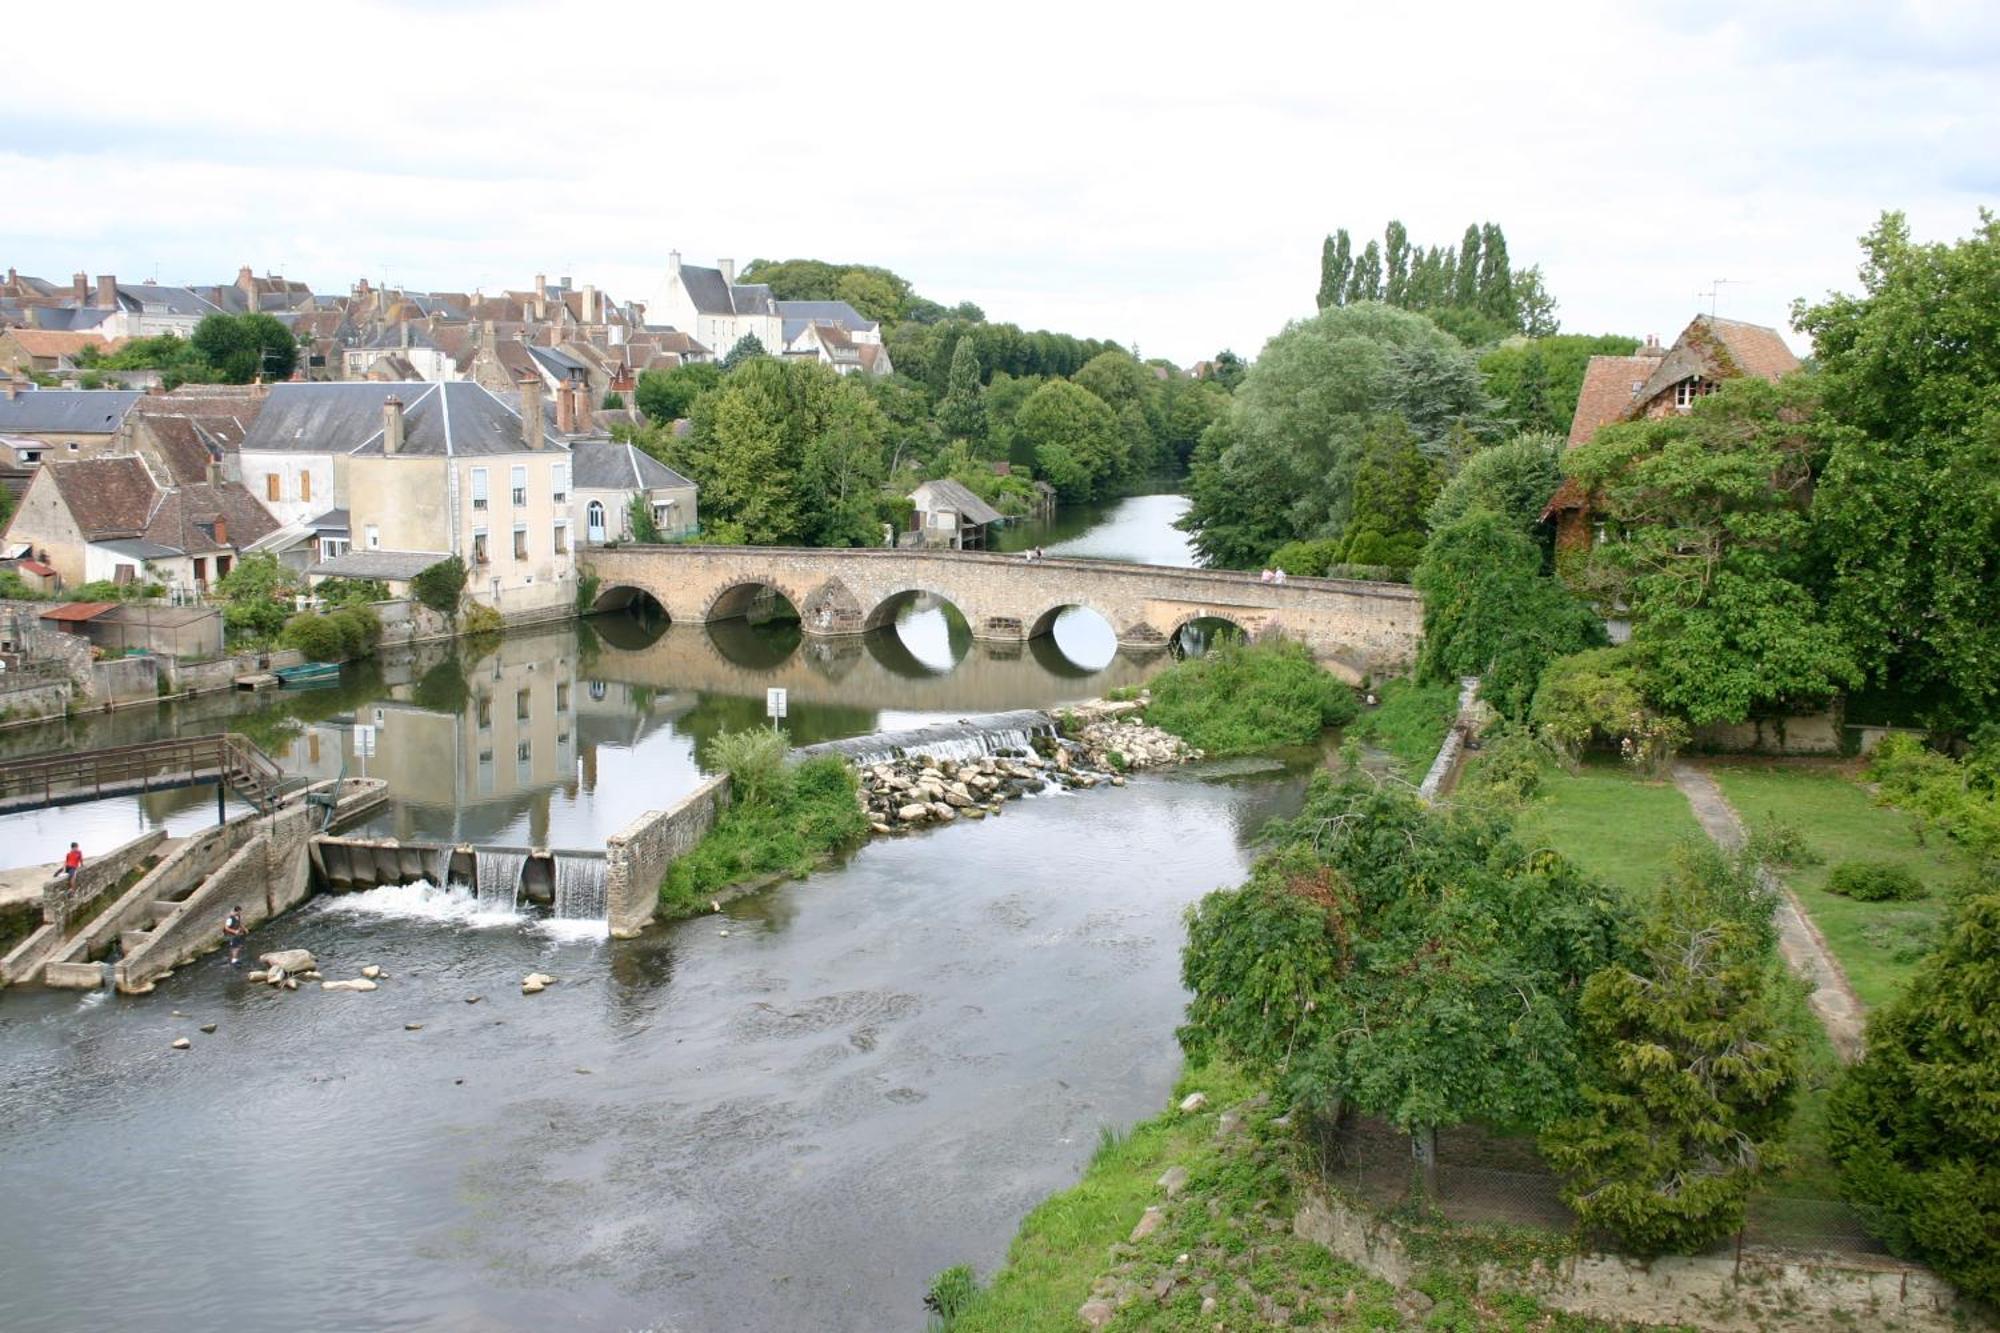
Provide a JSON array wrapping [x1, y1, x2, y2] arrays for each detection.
[[354, 722, 376, 778], [766, 687, 788, 721]]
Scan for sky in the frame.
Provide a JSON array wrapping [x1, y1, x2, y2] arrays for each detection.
[[2, 1, 1994, 365]]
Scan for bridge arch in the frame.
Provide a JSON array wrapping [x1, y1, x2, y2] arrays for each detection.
[[591, 583, 668, 617], [1168, 612, 1250, 658], [1026, 602, 1118, 672], [865, 589, 972, 673], [704, 580, 802, 624]]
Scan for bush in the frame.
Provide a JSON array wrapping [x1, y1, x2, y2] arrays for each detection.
[[1144, 637, 1358, 755], [1866, 733, 2000, 857], [924, 1264, 980, 1327], [411, 556, 467, 619], [1530, 645, 1687, 772], [461, 601, 503, 638], [1827, 887, 2000, 1302], [1744, 813, 1823, 869], [1826, 859, 1926, 902], [660, 755, 868, 914], [703, 726, 791, 808], [280, 611, 345, 661], [1459, 725, 1548, 806], [313, 577, 389, 607], [0, 571, 44, 600], [327, 604, 382, 659], [1265, 537, 1344, 577]]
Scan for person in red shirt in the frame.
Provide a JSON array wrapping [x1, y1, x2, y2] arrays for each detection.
[[61, 843, 82, 880]]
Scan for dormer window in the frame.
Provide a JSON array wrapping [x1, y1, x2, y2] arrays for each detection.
[[1674, 377, 1711, 411]]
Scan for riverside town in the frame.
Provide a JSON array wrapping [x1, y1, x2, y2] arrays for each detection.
[[1, 7, 1995, 1331]]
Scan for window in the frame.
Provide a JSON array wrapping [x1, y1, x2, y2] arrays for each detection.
[[586, 500, 606, 542], [477, 695, 491, 730], [516, 688, 530, 721], [471, 467, 489, 510], [319, 536, 349, 561], [552, 463, 568, 504], [1674, 377, 1711, 410], [364, 525, 380, 549], [552, 522, 569, 555], [299, 471, 311, 502], [266, 473, 281, 501], [588, 680, 607, 701], [510, 465, 527, 507], [556, 683, 570, 712], [513, 525, 528, 561], [472, 528, 489, 565]]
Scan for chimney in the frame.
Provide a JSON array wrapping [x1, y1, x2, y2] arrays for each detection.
[[556, 381, 576, 435], [582, 283, 597, 324], [382, 394, 406, 455], [72, 273, 88, 304], [400, 320, 410, 349], [518, 375, 544, 450], [534, 273, 547, 321], [667, 251, 681, 280], [95, 274, 117, 309], [718, 257, 736, 287], [213, 516, 228, 547]]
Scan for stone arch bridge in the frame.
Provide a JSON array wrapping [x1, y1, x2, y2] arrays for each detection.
[[585, 546, 1421, 682]]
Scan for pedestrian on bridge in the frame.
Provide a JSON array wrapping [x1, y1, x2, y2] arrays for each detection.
[[61, 842, 82, 881]]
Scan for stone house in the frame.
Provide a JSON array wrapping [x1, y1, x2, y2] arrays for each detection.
[[0, 383, 144, 461], [908, 479, 1003, 550], [569, 440, 697, 544], [1544, 315, 1802, 555], [0, 329, 116, 375], [1, 454, 276, 594], [649, 254, 888, 372]]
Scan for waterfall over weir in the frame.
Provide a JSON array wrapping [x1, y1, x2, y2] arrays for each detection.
[[475, 850, 527, 913], [794, 709, 1059, 768], [553, 856, 608, 920]]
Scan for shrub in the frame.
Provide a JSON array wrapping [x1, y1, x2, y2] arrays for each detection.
[[703, 726, 791, 807], [314, 577, 390, 607], [1144, 637, 1357, 755], [327, 604, 382, 659], [1744, 813, 1823, 869], [1825, 859, 1926, 902], [461, 601, 503, 638], [1459, 725, 1548, 806], [280, 611, 345, 661], [0, 571, 44, 600], [1530, 644, 1687, 772], [411, 556, 467, 620], [1266, 537, 1344, 577], [660, 754, 867, 913], [1866, 733, 2000, 857], [1827, 887, 2000, 1303]]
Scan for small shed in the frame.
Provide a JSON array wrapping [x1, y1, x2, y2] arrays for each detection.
[[908, 479, 1004, 551], [38, 601, 118, 639], [90, 603, 225, 659]]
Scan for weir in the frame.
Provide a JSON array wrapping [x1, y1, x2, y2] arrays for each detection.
[[794, 708, 1059, 767], [553, 855, 608, 920], [308, 837, 613, 923], [476, 850, 527, 914]]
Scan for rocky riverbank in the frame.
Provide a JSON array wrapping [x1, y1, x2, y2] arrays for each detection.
[[856, 699, 1199, 833]]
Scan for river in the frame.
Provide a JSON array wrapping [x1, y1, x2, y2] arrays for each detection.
[[0, 495, 1309, 1333]]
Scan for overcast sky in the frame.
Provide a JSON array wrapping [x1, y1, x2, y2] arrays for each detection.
[[3, 1, 1993, 364]]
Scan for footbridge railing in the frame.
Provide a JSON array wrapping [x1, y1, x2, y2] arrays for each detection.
[[0, 733, 291, 817]]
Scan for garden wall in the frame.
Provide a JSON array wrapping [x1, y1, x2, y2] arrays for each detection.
[[166, 648, 305, 696], [1692, 709, 1842, 756]]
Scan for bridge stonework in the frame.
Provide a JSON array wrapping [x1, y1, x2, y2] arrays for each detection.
[[585, 546, 1422, 682]]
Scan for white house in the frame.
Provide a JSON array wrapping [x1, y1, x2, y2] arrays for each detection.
[[649, 253, 889, 372]]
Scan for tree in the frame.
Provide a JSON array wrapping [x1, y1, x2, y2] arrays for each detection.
[[1826, 882, 2000, 1302], [1208, 349, 1247, 391], [1796, 211, 2000, 731], [1336, 419, 1441, 568], [1531, 644, 1688, 771], [1426, 431, 1565, 538], [1181, 777, 1624, 1184], [1476, 222, 1515, 324], [1455, 224, 1482, 307], [412, 556, 468, 620], [1543, 849, 1799, 1255], [934, 337, 986, 442], [1415, 511, 1606, 718], [1383, 220, 1411, 306], [1317, 231, 1352, 310], [720, 334, 768, 370], [1182, 303, 1495, 567], [77, 332, 217, 389], [634, 362, 723, 422], [1346, 240, 1383, 304], [1565, 375, 1857, 726], [213, 553, 299, 644], [1479, 335, 1640, 437], [1014, 379, 1123, 501], [1515, 265, 1560, 338], [601, 390, 625, 409], [627, 493, 662, 544], [190, 312, 298, 382]]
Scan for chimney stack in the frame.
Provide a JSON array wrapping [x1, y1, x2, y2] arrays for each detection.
[[95, 275, 117, 309], [382, 395, 406, 455], [667, 251, 681, 280], [582, 283, 598, 324], [556, 381, 577, 435], [718, 257, 736, 287], [72, 273, 88, 304], [518, 375, 544, 450], [213, 516, 228, 547]]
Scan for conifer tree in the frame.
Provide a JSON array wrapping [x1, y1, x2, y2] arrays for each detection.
[[1383, 220, 1410, 306], [935, 337, 986, 442], [1478, 222, 1516, 323], [1827, 886, 2000, 1303], [1542, 850, 1799, 1254]]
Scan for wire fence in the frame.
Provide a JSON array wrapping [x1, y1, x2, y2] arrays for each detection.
[[1304, 1112, 1891, 1258]]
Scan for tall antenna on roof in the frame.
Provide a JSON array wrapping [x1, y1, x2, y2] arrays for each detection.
[[1695, 278, 1748, 318]]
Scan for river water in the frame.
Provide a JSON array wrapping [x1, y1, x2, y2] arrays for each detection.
[[0, 496, 1314, 1332]]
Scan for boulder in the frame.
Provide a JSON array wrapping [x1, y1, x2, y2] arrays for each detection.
[[321, 978, 379, 992], [1179, 1092, 1208, 1113], [246, 970, 268, 983], [200, 1023, 218, 1035], [1129, 1205, 1163, 1242], [943, 788, 975, 809], [1077, 1298, 1115, 1329], [928, 803, 956, 822], [1157, 1165, 1189, 1198], [170, 1037, 191, 1050], [870, 822, 894, 836], [259, 948, 315, 974], [521, 972, 555, 994], [897, 804, 929, 823], [360, 965, 383, 980]]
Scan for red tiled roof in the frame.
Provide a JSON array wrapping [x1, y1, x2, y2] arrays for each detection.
[[46, 457, 159, 538], [4, 329, 115, 358], [40, 601, 118, 622], [17, 558, 55, 576], [1568, 354, 1663, 448]]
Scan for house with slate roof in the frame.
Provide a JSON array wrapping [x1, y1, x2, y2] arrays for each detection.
[[1544, 315, 1801, 557], [650, 253, 891, 375], [569, 440, 697, 544], [0, 382, 144, 458]]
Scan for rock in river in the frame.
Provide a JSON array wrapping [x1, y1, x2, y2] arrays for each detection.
[[258, 949, 315, 974]]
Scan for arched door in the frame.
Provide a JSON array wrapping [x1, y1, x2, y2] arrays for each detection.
[[586, 500, 606, 544]]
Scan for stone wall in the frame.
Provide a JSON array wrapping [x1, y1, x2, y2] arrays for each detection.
[[164, 648, 305, 696], [586, 545, 1424, 680], [1693, 709, 1844, 756], [1293, 1190, 1971, 1333], [604, 773, 731, 937], [89, 654, 159, 707], [373, 599, 455, 648], [40, 827, 168, 926], [51, 819, 254, 980], [0, 679, 70, 729]]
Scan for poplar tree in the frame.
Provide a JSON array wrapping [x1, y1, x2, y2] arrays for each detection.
[[1455, 225, 1482, 306], [1478, 222, 1516, 323], [935, 337, 986, 442], [1347, 240, 1384, 303], [1383, 220, 1411, 306], [1317, 230, 1352, 310]]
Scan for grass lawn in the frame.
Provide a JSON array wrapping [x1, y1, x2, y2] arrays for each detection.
[[1706, 761, 1969, 1010], [1500, 757, 1706, 906], [1352, 678, 1460, 777]]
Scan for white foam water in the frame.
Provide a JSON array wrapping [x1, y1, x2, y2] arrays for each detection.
[[532, 916, 609, 944], [318, 879, 525, 928]]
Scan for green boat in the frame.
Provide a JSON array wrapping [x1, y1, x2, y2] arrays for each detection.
[[274, 662, 342, 687]]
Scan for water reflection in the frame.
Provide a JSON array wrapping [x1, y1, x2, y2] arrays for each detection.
[[994, 492, 1199, 567]]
